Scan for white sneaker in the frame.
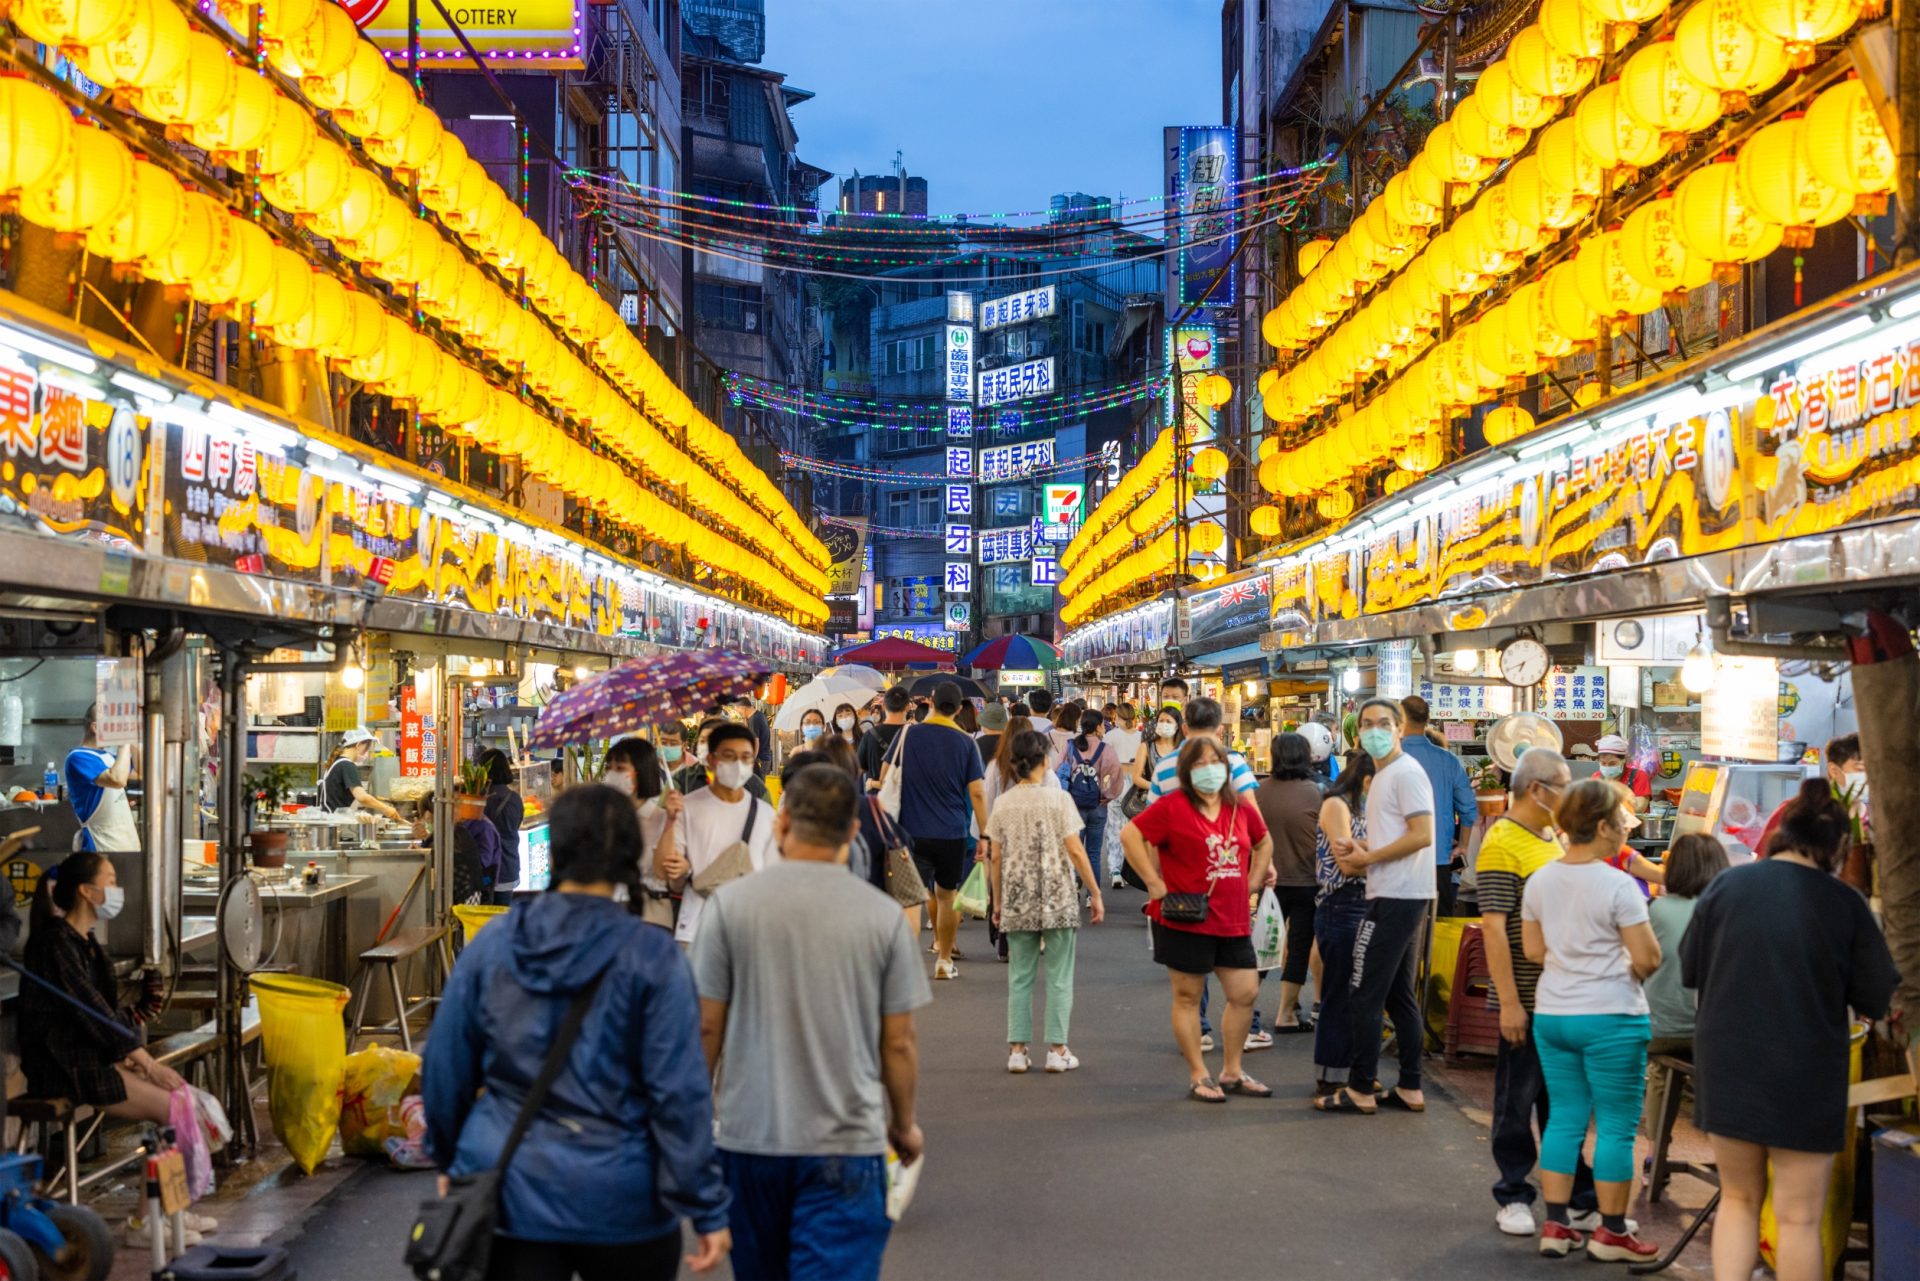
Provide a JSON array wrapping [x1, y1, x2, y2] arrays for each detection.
[[1110, 876, 1125, 889], [1496, 1203, 1537, 1236], [934, 958, 958, 981], [126, 1219, 202, 1249], [1244, 1030, 1274, 1052], [1199, 1033, 1215, 1051], [1007, 1049, 1031, 1073], [184, 1212, 219, 1234], [1566, 1211, 1637, 1234], [1045, 1049, 1079, 1073]]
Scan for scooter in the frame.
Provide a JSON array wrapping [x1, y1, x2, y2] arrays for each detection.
[[0, 1152, 113, 1281]]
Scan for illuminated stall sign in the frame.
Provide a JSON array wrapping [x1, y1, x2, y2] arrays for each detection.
[[978, 524, 1037, 565], [166, 422, 324, 576], [977, 358, 1055, 407], [1167, 125, 1237, 309], [1179, 573, 1271, 649], [0, 361, 148, 547], [979, 439, 1054, 482], [945, 325, 974, 403], [1265, 324, 1920, 627], [350, 0, 586, 66], [979, 286, 1058, 332], [872, 622, 960, 653], [1062, 599, 1175, 667]]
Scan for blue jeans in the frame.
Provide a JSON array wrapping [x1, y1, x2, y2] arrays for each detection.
[[1079, 807, 1106, 881], [722, 1150, 892, 1281], [1312, 884, 1368, 1082], [1533, 1013, 1651, 1184]]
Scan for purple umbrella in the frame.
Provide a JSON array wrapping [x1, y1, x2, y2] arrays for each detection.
[[528, 650, 774, 748]]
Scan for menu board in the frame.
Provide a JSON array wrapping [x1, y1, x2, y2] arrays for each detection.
[[0, 364, 150, 548], [1543, 666, 1609, 720]]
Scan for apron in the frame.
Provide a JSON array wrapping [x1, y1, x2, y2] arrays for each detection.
[[72, 755, 140, 853], [318, 757, 359, 814]]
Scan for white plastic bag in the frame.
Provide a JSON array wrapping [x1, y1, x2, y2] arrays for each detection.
[[1253, 888, 1285, 973], [188, 1085, 232, 1150]]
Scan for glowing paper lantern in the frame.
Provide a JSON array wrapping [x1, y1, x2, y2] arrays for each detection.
[[1575, 231, 1662, 319], [1536, 118, 1603, 213], [1196, 373, 1233, 407], [1543, 260, 1600, 345], [1742, 0, 1861, 66], [1621, 196, 1711, 297], [261, 136, 350, 214], [1540, 0, 1609, 63], [1484, 404, 1537, 445], [0, 76, 74, 193], [255, 95, 317, 176], [10, 0, 135, 48], [135, 32, 237, 128], [1298, 238, 1335, 275], [1250, 505, 1282, 537], [1574, 80, 1669, 174], [1735, 118, 1852, 246], [1620, 39, 1724, 144], [1673, 1, 1790, 113], [21, 122, 133, 234], [253, 247, 316, 328], [189, 65, 274, 153], [1803, 79, 1896, 209], [84, 0, 189, 89], [1452, 95, 1526, 159], [84, 157, 182, 263], [1507, 25, 1591, 105], [1475, 60, 1556, 130]]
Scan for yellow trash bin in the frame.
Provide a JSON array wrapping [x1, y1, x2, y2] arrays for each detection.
[[1760, 1022, 1869, 1276], [452, 903, 508, 944], [251, 974, 350, 1174]]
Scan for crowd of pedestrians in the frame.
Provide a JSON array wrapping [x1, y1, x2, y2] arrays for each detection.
[[414, 675, 1901, 1281]]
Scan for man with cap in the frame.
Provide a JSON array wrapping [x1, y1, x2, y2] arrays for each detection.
[[320, 727, 408, 823], [1594, 734, 1651, 813], [877, 681, 987, 980], [975, 701, 1009, 768]]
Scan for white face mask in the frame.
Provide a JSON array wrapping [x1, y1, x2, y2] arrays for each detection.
[[714, 760, 754, 790], [836, 715, 855, 731], [95, 884, 125, 920], [1597, 763, 1623, 780], [1156, 721, 1178, 740], [604, 769, 635, 796]]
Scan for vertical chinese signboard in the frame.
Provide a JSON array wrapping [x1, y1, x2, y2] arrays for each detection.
[[1166, 323, 1227, 575], [396, 683, 437, 778], [1166, 125, 1237, 310]]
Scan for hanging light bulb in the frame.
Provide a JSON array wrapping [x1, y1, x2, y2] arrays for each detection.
[[1341, 667, 1362, 693], [1681, 640, 1718, 694], [573, 664, 590, 680], [341, 661, 365, 691], [1452, 648, 1481, 674]]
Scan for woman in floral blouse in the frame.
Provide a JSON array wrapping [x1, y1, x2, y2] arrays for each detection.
[[987, 729, 1105, 1075]]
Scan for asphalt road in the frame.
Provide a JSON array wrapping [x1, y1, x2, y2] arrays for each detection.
[[280, 896, 1563, 1280]]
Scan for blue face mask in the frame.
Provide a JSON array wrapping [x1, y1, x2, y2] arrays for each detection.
[[1190, 763, 1229, 795], [1360, 727, 1396, 760], [659, 745, 683, 764], [801, 724, 823, 742]]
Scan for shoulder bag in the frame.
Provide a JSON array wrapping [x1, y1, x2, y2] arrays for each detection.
[[869, 797, 928, 908], [404, 973, 605, 1281], [690, 799, 762, 895], [876, 725, 910, 820]]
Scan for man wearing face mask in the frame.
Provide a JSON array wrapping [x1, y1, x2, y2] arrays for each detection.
[[671, 723, 779, 949], [677, 719, 770, 802], [1756, 732, 1864, 859], [1326, 698, 1437, 1116], [1592, 735, 1652, 814]]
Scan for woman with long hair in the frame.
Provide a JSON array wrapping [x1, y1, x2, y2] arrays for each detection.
[[1058, 709, 1125, 891], [1643, 834, 1729, 1056], [1131, 705, 1183, 794], [1682, 780, 1896, 1281], [1122, 738, 1275, 1103], [1254, 732, 1324, 1034], [604, 737, 683, 929], [1520, 780, 1663, 1263], [831, 702, 863, 750], [988, 730, 1104, 1074], [986, 715, 1058, 812], [1310, 750, 1373, 1104]]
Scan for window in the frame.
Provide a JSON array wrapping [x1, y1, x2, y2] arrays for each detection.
[[886, 490, 911, 526], [887, 334, 939, 375], [916, 487, 940, 526], [695, 282, 762, 332]]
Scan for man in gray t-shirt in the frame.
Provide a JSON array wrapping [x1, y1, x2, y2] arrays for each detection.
[[692, 764, 930, 1281]]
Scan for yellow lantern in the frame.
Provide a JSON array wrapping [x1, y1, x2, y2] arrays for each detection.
[[1451, 95, 1525, 160], [1396, 433, 1444, 474], [1742, 0, 1861, 66], [336, 291, 386, 363], [1472, 304, 1534, 381], [339, 71, 415, 140], [1475, 60, 1556, 131], [1479, 182, 1540, 256], [1426, 119, 1497, 187], [254, 95, 317, 176], [1574, 382, 1604, 408], [1535, 117, 1603, 212], [1249, 504, 1282, 538], [1675, 158, 1782, 279], [21, 121, 132, 235], [10, 0, 135, 48], [1735, 118, 1851, 246], [189, 65, 275, 154], [1505, 155, 1578, 233], [1620, 39, 1724, 145], [262, 136, 350, 215], [366, 99, 443, 174], [84, 157, 182, 263], [1507, 279, 1574, 358], [1575, 231, 1661, 319], [303, 40, 387, 111], [1196, 373, 1233, 407], [275, 0, 359, 78], [1803, 79, 1896, 210], [1316, 489, 1356, 520], [84, 0, 189, 89], [150, 190, 221, 284], [1406, 147, 1450, 211], [346, 194, 413, 265], [1540, 0, 1609, 64], [1507, 25, 1590, 105], [1383, 171, 1440, 228], [135, 31, 237, 128], [1674, 0, 1790, 110], [1620, 196, 1709, 298], [1583, 0, 1671, 32], [1298, 238, 1335, 275], [1543, 260, 1600, 346], [1425, 230, 1484, 299], [1189, 521, 1228, 557], [189, 213, 271, 307], [0, 76, 74, 193], [1574, 80, 1669, 174], [274, 270, 348, 353], [1484, 404, 1537, 445]]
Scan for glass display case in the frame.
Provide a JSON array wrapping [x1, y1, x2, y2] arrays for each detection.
[[1672, 761, 1812, 860]]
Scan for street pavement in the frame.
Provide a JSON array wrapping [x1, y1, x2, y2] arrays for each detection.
[[278, 893, 1678, 1279]]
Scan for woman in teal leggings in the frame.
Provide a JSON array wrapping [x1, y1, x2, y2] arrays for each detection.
[[1520, 780, 1664, 1264]]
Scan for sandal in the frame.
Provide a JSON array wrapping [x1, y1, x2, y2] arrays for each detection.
[[1187, 1077, 1227, 1104], [1220, 1075, 1273, 1098], [1379, 1089, 1426, 1113], [1272, 1020, 1315, 1035], [1313, 1089, 1377, 1115]]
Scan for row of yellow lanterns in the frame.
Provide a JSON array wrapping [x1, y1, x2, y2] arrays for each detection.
[[1059, 428, 1173, 574], [1258, 73, 1890, 497], [0, 75, 827, 620], [6, 0, 827, 591], [1060, 522, 1230, 626]]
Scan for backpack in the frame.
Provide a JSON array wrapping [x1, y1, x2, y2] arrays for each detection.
[[1063, 743, 1105, 812]]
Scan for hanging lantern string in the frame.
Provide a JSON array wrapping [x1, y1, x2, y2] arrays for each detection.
[[780, 450, 1106, 484]]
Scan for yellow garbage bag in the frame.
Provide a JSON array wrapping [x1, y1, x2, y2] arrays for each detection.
[[1425, 918, 1468, 1045], [452, 903, 507, 944], [339, 1045, 422, 1158], [252, 974, 350, 1174], [1759, 1023, 1867, 1276]]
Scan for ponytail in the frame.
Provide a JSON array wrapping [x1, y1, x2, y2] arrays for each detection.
[[31, 851, 105, 934]]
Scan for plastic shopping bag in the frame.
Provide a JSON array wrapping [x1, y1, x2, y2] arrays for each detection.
[[168, 1086, 215, 1200], [253, 975, 350, 1175], [955, 860, 991, 919], [188, 1085, 232, 1150], [1253, 889, 1285, 972], [338, 1045, 423, 1159]]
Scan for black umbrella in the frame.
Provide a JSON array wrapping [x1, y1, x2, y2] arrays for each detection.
[[908, 673, 985, 700]]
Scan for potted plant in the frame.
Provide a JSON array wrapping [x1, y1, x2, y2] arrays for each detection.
[[1470, 757, 1508, 817], [1837, 778, 1873, 895], [456, 761, 492, 823], [243, 765, 298, 867]]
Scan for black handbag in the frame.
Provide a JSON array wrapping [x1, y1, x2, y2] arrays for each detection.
[[404, 973, 605, 1281], [1158, 892, 1211, 924]]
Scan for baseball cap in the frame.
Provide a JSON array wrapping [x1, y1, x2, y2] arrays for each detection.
[[1595, 734, 1630, 755], [340, 727, 377, 748]]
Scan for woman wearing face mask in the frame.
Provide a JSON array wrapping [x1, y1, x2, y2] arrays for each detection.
[[321, 727, 408, 824], [1131, 709, 1183, 797], [831, 702, 862, 749], [797, 709, 828, 748], [604, 739, 685, 924], [1592, 735, 1652, 814], [1121, 738, 1275, 1104], [23, 853, 181, 1127], [1310, 751, 1374, 1104]]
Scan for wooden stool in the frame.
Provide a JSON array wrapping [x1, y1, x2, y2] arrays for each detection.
[[348, 926, 452, 1054]]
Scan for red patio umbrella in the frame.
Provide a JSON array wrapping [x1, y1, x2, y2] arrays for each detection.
[[828, 636, 956, 671]]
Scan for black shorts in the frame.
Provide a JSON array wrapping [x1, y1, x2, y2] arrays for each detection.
[[1152, 920, 1258, 975], [911, 836, 968, 891]]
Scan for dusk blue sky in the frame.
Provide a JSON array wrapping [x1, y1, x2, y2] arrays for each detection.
[[764, 1, 1224, 221]]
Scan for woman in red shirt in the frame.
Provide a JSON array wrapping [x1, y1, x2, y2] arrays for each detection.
[[1121, 737, 1275, 1104]]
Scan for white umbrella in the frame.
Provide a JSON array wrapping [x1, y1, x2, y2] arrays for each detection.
[[818, 664, 887, 691], [773, 673, 874, 731]]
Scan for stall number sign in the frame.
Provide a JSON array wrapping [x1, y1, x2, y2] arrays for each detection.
[[92, 658, 141, 745], [1544, 666, 1608, 720], [977, 357, 1055, 407]]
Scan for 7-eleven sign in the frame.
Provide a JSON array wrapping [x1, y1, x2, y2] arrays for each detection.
[[1042, 483, 1084, 527]]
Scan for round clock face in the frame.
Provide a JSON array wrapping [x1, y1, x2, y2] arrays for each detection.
[[1500, 638, 1551, 688], [1613, 620, 1645, 651]]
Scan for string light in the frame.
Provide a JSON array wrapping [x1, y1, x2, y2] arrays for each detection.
[[780, 451, 1106, 485]]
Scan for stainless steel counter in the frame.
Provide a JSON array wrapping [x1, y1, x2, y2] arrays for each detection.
[[181, 874, 378, 985]]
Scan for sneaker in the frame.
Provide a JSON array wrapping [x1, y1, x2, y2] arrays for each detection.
[[1566, 1212, 1637, 1235], [183, 1212, 219, 1234], [1199, 1033, 1215, 1051], [126, 1219, 203, 1249], [1110, 876, 1125, 889], [1586, 1227, 1659, 1263], [1007, 1049, 1031, 1073], [1045, 1049, 1079, 1073], [1537, 1222, 1585, 1258], [1495, 1203, 1537, 1237], [934, 958, 958, 980], [1243, 1030, 1274, 1052]]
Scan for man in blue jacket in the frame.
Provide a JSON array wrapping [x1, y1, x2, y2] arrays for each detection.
[[424, 785, 732, 1280], [1398, 695, 1480, 916]]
